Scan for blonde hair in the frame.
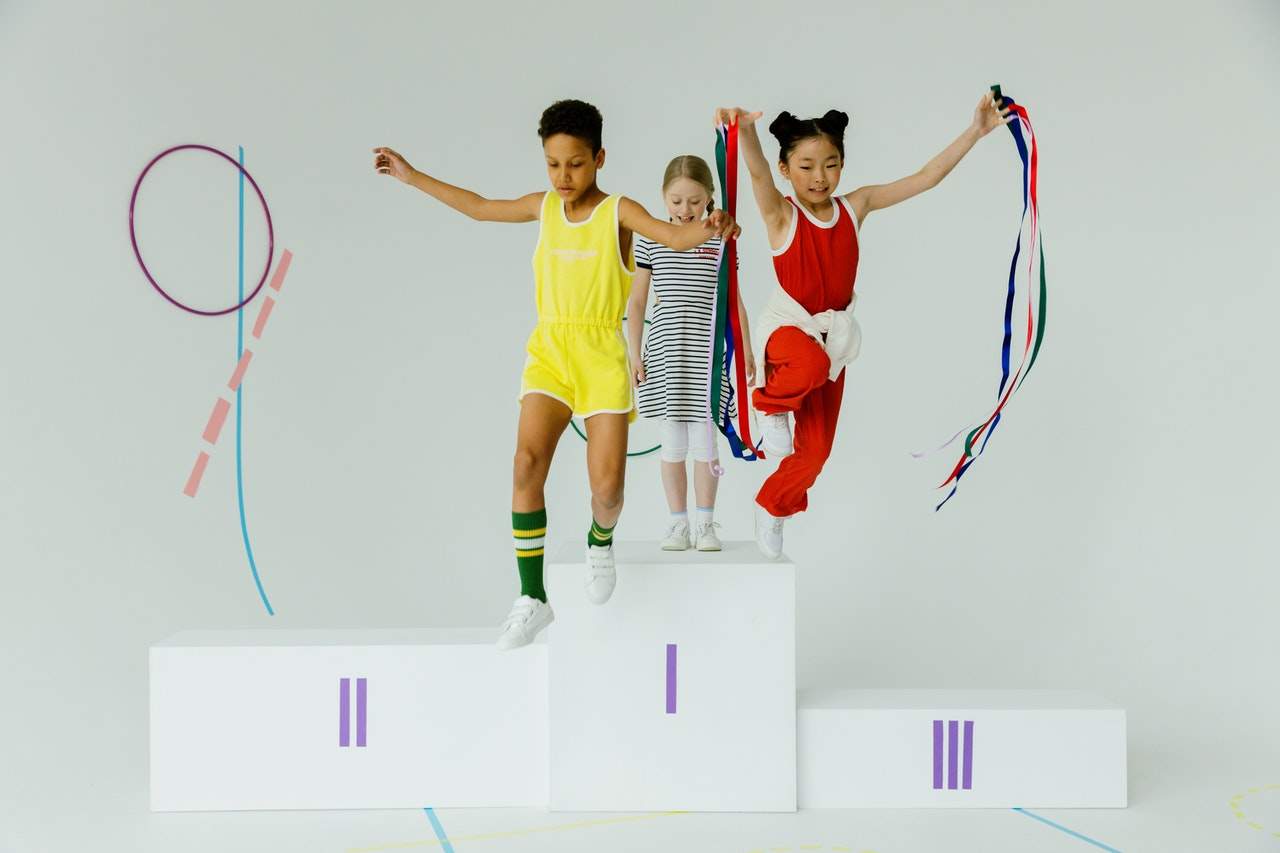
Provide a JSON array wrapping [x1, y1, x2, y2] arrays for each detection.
[[661, 155, 716, 214]]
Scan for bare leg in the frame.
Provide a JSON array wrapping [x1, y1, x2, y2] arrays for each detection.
[[513, 393, 572, 513], [661, 461, 688, 514], [584, 412, 629, 529], [693, 459, 719, 512]]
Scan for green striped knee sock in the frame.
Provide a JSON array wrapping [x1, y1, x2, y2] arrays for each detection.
[[513, 508, 547, 602], [587, 518, 615, 549]]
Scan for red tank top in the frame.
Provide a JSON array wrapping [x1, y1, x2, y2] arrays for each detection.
[[771, 195, 859, 314]]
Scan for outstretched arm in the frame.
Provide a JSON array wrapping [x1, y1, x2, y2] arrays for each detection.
[[618, 197, 740, 252], [373, 147, 542, 223], [714, 107, 787, 234], [845, 91, 1012, 223]]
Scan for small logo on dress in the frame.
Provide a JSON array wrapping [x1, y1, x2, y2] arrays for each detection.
[[694, 247, 719, 257], [551, 248, 598, 261]]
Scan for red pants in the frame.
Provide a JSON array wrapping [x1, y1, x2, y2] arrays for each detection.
[[752, 327, 845, 517]]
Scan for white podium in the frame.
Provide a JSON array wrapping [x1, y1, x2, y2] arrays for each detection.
[[797, 689, 1127, 808], [545, 541, 796, 812], [149, 628, 548, 811]]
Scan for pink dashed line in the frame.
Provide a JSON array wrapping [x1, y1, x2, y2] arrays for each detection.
[[183, 250, 293, 498], [202, 397, 232, 444], [251, 296, 276, 339], [184, 451, 211, 498], [227, 349, 254, 391], [269, 249, 293, 292]]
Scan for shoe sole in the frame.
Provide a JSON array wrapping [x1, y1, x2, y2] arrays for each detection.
[[661, 543, 690, 551], [696, 543, 722, 551]]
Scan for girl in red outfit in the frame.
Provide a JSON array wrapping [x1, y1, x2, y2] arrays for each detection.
[[714, 95, 1012, 558]]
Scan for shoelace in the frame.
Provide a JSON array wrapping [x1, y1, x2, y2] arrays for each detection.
[[665, 521, 689, 539], [697, 521, 722, 536]]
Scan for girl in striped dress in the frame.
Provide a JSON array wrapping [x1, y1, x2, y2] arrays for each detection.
[[626, 156, 755, 552]]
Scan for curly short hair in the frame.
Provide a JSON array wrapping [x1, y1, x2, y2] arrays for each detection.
[[538, 99, 603, 153]]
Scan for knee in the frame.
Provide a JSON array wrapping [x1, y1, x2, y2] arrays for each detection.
[[513, 447, 550, 488], [591, 475, 625, 511], [795, 343, 831, 383], [787, 446, 832, 484], [689, 421, 717, 463], [660, 420, 690, 463]]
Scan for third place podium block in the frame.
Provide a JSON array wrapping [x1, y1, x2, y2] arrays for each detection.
[[798, 689, 1127, 808], [150, 628, 548, 811], [546, 541, 796, 812]]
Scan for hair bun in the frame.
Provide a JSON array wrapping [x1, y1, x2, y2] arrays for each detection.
[[768, 111, 800, 143], [818, 109, 850, 135]]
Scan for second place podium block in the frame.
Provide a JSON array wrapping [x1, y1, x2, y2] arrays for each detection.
[[546, 541, 796, 812], [150, 628, 548, 811]]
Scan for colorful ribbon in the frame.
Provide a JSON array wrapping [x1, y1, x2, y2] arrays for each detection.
[[935, 88, 1046, 510], [710, 119, 763, 462]]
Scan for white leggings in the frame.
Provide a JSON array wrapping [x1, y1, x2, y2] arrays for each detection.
[[660, 418, 718, 463]]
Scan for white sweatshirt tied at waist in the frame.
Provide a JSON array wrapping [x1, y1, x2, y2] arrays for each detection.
[[753, 285, 862, 385]]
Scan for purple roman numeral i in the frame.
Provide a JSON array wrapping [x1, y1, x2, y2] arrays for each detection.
[[665, 644, 677, 714], [932, 719, 973, 790], [339, 677, 368, 748]]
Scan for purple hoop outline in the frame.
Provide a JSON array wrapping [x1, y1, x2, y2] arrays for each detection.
[[128, 144, 275, 316]]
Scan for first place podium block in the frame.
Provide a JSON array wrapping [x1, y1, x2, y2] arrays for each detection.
[[150, 628, 548, 811], [546, 541, 796, 812]]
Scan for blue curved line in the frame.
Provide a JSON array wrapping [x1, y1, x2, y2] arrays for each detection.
[[1013, 807, 1122, 852], [423, 808, 455, 853], [236, 145, 275, 616]]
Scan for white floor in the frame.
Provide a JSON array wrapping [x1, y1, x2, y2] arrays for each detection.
[[5, 768, 1280, 853]]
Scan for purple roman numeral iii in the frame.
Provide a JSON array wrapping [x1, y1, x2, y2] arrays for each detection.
[[932, 719, 973, 790]]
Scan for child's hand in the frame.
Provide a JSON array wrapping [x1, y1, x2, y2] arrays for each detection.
[[372, 147, 415, 183], [703, 210, 741, 240], [714, 107, 763, 128], [970, 91, 1014, 137], [745, 352, 757, 387], [632, 361, 646, 386]]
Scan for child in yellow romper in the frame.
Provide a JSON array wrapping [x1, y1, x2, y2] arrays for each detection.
[[375, 100, 738, 649]]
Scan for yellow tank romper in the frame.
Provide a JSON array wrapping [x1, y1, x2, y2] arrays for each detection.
[[520, 191, 636, 421]]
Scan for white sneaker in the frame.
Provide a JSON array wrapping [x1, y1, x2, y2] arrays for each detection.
[[761, 412, 794, 457], [585, 544, 617, 604], [661, 519, 691, 551], [754, 504, 786, 559], [694, 521, 722, 551], [496, 595, 554, 650]]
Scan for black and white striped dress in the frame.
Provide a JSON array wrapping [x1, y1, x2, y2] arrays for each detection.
[[635, 236, 735, 423]]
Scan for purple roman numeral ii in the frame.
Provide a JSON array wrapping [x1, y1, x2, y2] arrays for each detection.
[[339, 677, 368, 748]]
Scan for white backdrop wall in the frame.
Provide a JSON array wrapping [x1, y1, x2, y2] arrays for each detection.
[[1, 0, 1277, 812]]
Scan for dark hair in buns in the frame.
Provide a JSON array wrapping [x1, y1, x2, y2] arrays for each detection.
[[768, 109, 849, 163]]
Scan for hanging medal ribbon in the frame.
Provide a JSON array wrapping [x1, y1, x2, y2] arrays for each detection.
[[711, 118, 763, 462], [934, 85, 1046, 510]]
